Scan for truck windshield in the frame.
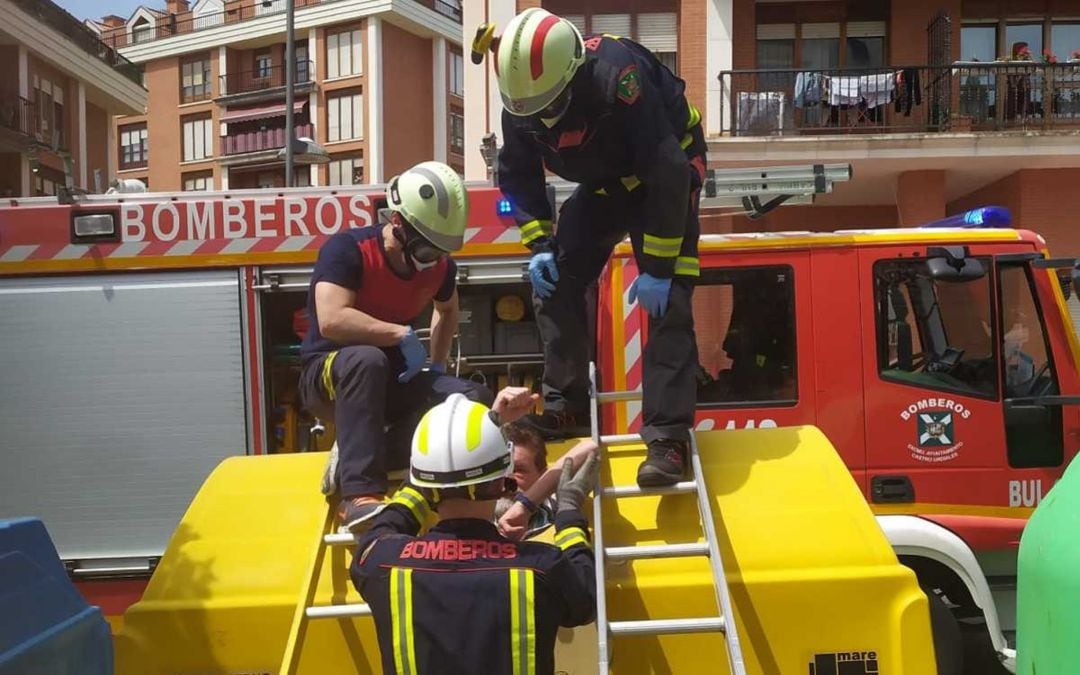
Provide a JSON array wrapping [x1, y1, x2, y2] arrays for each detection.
[[875, 258, 997, 398]]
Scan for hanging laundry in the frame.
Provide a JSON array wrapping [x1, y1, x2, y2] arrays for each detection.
[[894, 68, 922, 116], [859, 73, 895, 109], [794, 72, 826, 107], [828, 76, 861, 106]]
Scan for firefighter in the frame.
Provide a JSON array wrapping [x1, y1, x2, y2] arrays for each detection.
[[490, 8, 707, 487], [299, 161, 493, 532], [351, 390, 599, 675]]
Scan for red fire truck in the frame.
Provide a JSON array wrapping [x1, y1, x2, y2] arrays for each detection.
[[1, 169, 1077, 673]]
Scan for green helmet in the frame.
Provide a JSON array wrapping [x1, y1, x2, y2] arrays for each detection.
[[386, 161, 468, 252]]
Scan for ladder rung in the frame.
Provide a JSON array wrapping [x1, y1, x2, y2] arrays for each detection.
[[599, 433, 643, 445], [610, 617, 726, 636], [306, 603, 372, 619], [324, 532, 357, 546], [605, 542, 709, 561], [596, 389, 643, 403], [602, 481, 697, 498]]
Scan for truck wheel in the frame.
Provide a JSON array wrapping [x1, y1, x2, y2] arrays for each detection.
[[924, 586, 963, 675]]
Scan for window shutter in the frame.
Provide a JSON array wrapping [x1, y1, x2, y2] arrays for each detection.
[[847, 21, 886, 38], [327, 33, 340, 78], [328, 98, 340, 141], [801, 23, 840, 39], [757, 23, 796, 40], [592, 14, 630, 38], [351, 94, 363, 139], [637, 13, 677, 53], [563, 14, 586, 35]]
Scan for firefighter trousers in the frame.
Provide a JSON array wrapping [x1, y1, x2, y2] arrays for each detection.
[[536, 138, 704, 444], [299, 345, 493, 497]]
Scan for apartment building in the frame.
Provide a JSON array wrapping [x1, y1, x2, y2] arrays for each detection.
[[91, 0, 465, 191], [465, 0, 1080, 256], [0, 0, 146, 198]]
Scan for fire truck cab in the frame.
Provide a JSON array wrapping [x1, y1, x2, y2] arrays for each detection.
[[594, 215, 1080, 670]]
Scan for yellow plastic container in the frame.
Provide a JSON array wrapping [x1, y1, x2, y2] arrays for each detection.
[[115, 426, 936, 674]]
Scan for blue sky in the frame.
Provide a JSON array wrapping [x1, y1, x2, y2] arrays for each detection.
[[58, 0, 147, 21]]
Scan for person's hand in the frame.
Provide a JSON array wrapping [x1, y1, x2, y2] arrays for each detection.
[[556, 451, 599, 514], [628, 273, 672, 318], [496, 500, 531, 541], [528, 251, 559, 298], [397, 328, 428, 383], [492, 386, 539, 424]]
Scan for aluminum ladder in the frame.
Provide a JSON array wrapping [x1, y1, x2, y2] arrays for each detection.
[[587, 362, 747, 675]]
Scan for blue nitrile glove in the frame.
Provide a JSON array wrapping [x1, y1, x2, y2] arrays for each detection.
[[428, 362, 447, 375], [398, 328, 428, 383], [628, 273, 672, 318], [528, 252, 559, 299]]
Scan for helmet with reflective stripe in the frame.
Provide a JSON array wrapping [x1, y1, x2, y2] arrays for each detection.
[[410, 393, 511, 489], [386, 160, 468, 252], [495, 8, 585, 117]]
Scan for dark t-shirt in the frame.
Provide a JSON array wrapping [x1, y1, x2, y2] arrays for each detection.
[[299, 227, 456, 363]]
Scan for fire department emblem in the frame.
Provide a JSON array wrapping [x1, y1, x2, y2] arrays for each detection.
[[905, 408, 964, 463], [616, 65, 641, 104], [918, 412, 953, 446]]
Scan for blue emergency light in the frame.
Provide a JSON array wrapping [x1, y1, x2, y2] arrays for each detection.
[[919, 206, 1012, 229], [497, 198, 514, 216]]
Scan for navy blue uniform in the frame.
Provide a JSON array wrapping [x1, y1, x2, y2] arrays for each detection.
[[498, 35, 705, 443], [298, 227, 492, 497], [352, 487, 596, 675]]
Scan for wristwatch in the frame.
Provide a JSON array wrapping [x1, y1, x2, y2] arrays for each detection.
[[513, 492, 539, 515]]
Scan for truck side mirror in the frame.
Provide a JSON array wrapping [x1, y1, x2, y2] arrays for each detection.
[[926, 255, 986, 281]]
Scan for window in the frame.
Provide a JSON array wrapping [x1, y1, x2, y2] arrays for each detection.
[[1051, 23, 1080, 62], [33, 76, 64, 149], [1006, 22, 1043, 60], [846, 22, 884, 68], [119, 123, 148, 169], [327, 28, 362, 78], [295, 43, 310, 82], [181, 55, 211, 103], [961, 24, 996, 62], [327, 91, 363, 142], [132, 17, 154, 43], [999, 263, 1063, 468], [637, 13, 677, 73], [327, 153, 363, 186], [183, 170, 213, 191], [801, 23, 840, 70], [255, 52, 272, 79], [757, 24, 796, 91], [449, 49, 464, 96], [875, 258, 997, 399], [694, 267, 797, 406], [449, 111, 464, 154], [182, 115, 213, 161]]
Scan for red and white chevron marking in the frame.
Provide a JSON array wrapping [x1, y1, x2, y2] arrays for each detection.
[[621, 257, 643, 432]]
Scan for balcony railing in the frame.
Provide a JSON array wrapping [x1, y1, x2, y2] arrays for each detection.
[[222, 123, 313, 156], [719, 62, 1080, 137], [11, 0, 142, 85], [102, 0, 460, 50], [220, 61, 314, 97], [0, 96, 69, 150]]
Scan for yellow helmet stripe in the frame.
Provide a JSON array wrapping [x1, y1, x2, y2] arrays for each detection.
[[465, 402, 487, 451], [416, 410, 432, 455]]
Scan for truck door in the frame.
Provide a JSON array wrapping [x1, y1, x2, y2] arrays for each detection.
[[860, 246, 1008, 509], [996, 256, 1078, 507], [691, 251, 814, 436]]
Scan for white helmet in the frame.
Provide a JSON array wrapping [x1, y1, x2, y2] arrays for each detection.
[[410, 393, 512, 489], [495, 8, 585, 116], [386, 161, 469, 252]]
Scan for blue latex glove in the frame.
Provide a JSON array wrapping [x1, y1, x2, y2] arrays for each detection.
[[528, 252, 559, 299], [428, 362, 447, 375], [628, 273, 672, 318], [398, 328, 428, 383]]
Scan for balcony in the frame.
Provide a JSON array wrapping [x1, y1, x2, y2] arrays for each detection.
[[103, 0, 460, 51], [219, 122, 313, 164], [719, 62, 1080, 137], [0, 96, 68, 152], [10, 0, 142, 86], [217, 61, 315, 106]]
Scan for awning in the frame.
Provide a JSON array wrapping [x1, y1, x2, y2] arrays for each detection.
[[221, 101, 305, 124]]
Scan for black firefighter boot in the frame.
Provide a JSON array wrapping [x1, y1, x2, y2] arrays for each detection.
[[636, 438, 688, 487]]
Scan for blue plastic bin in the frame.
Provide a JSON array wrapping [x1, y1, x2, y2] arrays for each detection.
[[0, 518, 112, 675]]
